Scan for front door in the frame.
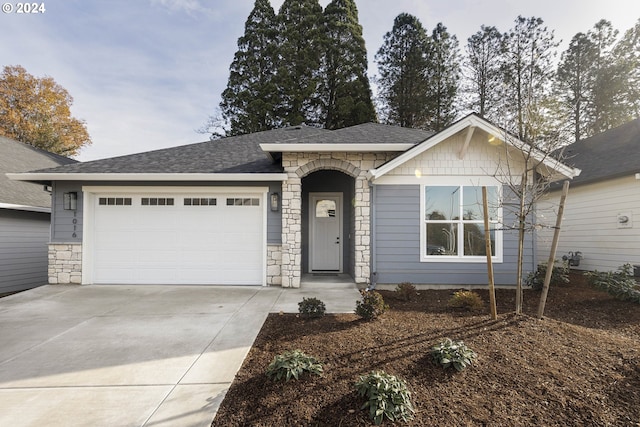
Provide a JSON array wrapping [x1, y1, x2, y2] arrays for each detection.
[[310, 193, 342, 271]]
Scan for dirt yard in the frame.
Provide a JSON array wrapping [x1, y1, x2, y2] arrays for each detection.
[[213, 273, 640, 426]]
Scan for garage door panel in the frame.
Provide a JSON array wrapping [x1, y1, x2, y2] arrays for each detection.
[[91, 192, 265, 285]]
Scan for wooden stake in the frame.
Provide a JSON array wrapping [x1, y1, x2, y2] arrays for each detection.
[[537, 181, 570, 319], [483, 186, 498, 320]]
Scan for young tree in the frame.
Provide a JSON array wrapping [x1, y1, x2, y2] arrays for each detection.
[[556, 32, 597, 142], [425, 23, 461, 131], [464, 25, 504, 121], [219, 0, 279, 136], [375, 13, 432, 128], [501, 16, 559, 142], [276, 0, 325, 126], [0, 65, 91, 156], [321, 0, 376, 129]]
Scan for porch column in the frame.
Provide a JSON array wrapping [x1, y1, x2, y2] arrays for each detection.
[[281, 173, 302, 288], [354, 174, 371, 285]]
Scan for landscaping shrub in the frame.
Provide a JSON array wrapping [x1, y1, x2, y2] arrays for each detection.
[[298, 297, 326, 318], [585, 264, 640, 303], [355, 290, 388, 320], [355, 370, 415, 425], [447, 290, 484, 311], [431, 338, 477, 372], [265, 350, 323, 382], [525, 261, 570, 290], [395, 282, 418, 301]]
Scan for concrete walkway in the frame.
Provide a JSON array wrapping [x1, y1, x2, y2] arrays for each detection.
[[0, 282, 361, 427]]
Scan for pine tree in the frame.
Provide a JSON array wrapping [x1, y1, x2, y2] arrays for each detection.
[[375, 13, 432, 128], [556, 32, 597, 142], [426, 23, 461, 131], [464, 25, 504, 121], [219, 0, 279, 136], [501, 16, 558, 141], [587, 20, 623, 135], [276, 0, 325, 126], [322, 0, 376, 129], [615, 19, 640, 117]]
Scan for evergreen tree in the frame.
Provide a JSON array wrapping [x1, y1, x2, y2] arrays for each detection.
[[615, 19, 640, 117], [322, 0, 376, 129], [464, 25, 504, 121], [556, 32, 597, 142], [276, 0, 325, 126], [375, 13, 431, 128], [426, 23, 461, 131], [587, 19, 624, 135], [219, 0, 279, 136], [501, 16, 558, 141]]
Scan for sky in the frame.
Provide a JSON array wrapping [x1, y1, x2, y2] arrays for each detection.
[[1, 0, 639, 161]]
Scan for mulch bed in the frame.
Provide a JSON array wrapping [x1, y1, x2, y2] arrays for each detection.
[[213, 273, 640, 426]]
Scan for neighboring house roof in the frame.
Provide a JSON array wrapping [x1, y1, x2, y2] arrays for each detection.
[[369, 113, 581, 181], [561, 117, 640, 187], [0, 135, 76, 210]]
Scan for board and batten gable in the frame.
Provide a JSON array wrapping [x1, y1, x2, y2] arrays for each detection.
[[372, 130, 535, 286], [537, 175, 640, 272]]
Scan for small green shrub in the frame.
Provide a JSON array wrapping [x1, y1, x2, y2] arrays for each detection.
[[265, 350, 323, 382], [355, 370, 415, 425], [355, 290, 388, 320], [431, 338, 477, 372], [298, 297, 326, 318], [395, 282, 418, 301], [525, 261, 570, 290], [447, 290, 484, 311], [585, 264, 640, 303]]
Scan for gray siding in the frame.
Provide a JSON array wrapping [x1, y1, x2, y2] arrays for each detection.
[[373, 184, 534, 286], [0, 209, 50, 293], [51, 181, 282, 244]]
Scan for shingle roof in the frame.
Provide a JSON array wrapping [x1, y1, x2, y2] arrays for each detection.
[[0, 136, 76, 208], [562, 118, 640, 186], [28, 123, 432, 176]]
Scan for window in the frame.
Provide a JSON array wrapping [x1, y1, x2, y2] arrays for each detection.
[[422, 185, 501, 262], [141, 197, 174, 206], [184, 198, 217, 206], [226, 198, 259, 206], [99, 197, 132, 206], [315, 200, 336, 218]]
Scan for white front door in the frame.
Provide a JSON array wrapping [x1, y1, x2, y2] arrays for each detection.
[[310, 193, 342, 272]]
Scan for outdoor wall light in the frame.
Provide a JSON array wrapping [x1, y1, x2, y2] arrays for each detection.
[[270, 192, 279, 212], [63, 192, 78, 210]]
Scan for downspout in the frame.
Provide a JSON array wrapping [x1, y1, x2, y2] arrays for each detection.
[[369, 183, 378, 290]]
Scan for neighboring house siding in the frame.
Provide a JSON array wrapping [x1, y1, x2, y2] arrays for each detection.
[[51, 181, 282, 244], [373, 184, 533, 286], [537, 175, 640, 272], [0, 209, 50, 293]]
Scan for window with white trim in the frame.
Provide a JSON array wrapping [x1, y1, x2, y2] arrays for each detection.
[[421, 185, 502, 262]]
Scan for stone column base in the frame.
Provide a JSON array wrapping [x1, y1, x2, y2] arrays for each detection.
[[48, 243, 82, 284]]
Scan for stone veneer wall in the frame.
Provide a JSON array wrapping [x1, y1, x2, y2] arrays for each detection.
[[266, 244, 282, 286], [48, 243, 82, 284], [280, 152, 394, 288]]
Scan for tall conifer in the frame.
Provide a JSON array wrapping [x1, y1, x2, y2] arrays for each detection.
[[322, 0, 376, 129], [220, 0, 279, 136]]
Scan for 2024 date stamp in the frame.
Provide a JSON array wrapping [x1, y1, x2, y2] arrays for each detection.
[[2, 2, 46, 13]]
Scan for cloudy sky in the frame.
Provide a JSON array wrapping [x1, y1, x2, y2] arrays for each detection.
[[2, 0, 638, 161]]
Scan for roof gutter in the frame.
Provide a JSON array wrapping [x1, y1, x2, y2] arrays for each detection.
[[0, 202, 51, 213], [6, 172, 289, 183]]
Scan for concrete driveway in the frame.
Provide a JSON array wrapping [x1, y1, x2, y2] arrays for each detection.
[[0, 283, 360, 427]]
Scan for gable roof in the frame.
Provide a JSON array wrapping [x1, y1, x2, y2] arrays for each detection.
[[369, 113, 580, 181], [561, 117, 640, 186], [0, 135, 77, 210]]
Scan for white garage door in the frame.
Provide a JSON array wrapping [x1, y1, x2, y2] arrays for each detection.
[[90, 191, 265, 285]]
